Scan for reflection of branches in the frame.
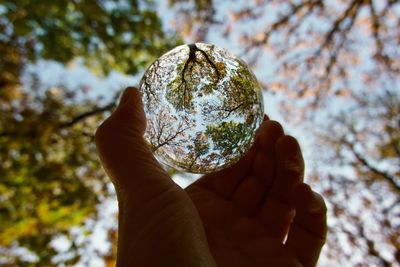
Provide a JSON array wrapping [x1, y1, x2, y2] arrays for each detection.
[[187, 132, 209, 170], [177, 46, 196, 110], [206, 121, 252, 159], [205, 101, 245, 120], [219, 103, 244, 118], [167, 44, 221, 110], [192, 44, 220, 78], [203, 65, 258, 121], [141, 60, 162, 110], [148, 111, 191, 151]]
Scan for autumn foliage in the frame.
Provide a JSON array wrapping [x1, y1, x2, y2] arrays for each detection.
[[0, 0, 399, 266]]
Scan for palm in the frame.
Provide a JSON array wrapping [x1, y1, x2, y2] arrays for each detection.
[[187, 185, 296, 266], [185, 121, 325, 267], [96, 90, 326, 267]]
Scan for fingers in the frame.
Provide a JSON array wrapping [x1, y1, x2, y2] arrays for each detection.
[[191, 140, 258, 199], [286, 183, 327, 267], [270, 135, 304, 201], [96, 87, 173, 202], [230, 120, 284, 215], [115, 87, 147, 135], [193, 117, 281, 202], [251, 120, 284, 187], [230, 176, 266, 215], [257, 135, 304, 240]]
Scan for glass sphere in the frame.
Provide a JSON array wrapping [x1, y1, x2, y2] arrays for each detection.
[[139, 43, 264, 173]]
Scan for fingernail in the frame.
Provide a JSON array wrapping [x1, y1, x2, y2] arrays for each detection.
[[307, 191, 325, 213]]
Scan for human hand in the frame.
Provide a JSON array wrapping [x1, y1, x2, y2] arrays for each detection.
[[185, 118, 327, 267], [95, 87, 327, 267]]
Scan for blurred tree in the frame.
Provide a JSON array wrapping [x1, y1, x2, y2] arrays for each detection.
[[168, 0, 214, 42], [0, 0, 180, 265], [170, 0, 400, 119], [0, 84, 114, 265], [168, 1, 400, 265], [2, 0, 399, 265], [0, 0, 179, 90], [313, 89, 399, 265]]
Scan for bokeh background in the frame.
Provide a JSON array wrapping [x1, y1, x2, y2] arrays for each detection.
[[0, 0, 399, 266]]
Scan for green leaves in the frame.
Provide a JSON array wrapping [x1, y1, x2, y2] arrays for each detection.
[[206, 121, 252, 157], [0, 87, 110, 264], [0, 0, 176, 264], [1, 0, 182, 89]]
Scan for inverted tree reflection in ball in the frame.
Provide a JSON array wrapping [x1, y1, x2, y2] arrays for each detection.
[[139, 43, 264, 173]]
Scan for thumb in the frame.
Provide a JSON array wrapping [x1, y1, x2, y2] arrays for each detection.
[[113, 86, 147, 135], [95, 87, 174, 204]]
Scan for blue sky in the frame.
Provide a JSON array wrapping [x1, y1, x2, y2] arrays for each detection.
[[18, 3, 325, 264], [18, 1, 399, 265]]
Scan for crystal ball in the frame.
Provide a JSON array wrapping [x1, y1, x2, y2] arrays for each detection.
[[138, 43, 264, 173]]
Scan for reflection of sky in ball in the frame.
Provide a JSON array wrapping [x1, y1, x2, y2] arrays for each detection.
[[139, 43, 264, 173]]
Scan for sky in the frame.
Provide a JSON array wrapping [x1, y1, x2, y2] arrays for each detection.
[[23, 52, 315, 267], [18, 4, 318, 265], [18, 1, 399, 266]]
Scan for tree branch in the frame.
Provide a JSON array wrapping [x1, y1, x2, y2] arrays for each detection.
[[341, 219, 392, 267], [0, 101, 116, 138], [317, 0, 362, 53], [59, 102, 116, 129], [251, 0, 323, 47], [350, 144, 400, 193]]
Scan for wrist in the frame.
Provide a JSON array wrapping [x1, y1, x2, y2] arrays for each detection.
[[116, 190, 217, 267]]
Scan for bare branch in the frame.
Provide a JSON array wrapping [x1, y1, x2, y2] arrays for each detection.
[[342, 218, 392, 267], [352, 148, 400, 193], [59, 102, 116, 129], [342, 137, 400, 193], [254, 0, 323, 46], [317, 0, 362, 54], [0, 100, 117, 138]]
